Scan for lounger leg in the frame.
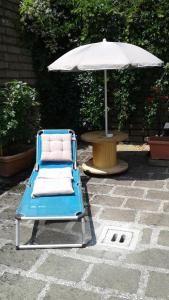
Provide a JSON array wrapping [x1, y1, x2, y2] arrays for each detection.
[[81, 217, 85, 246], [16, 219, 20, 250], [16, 217, 85, 249]]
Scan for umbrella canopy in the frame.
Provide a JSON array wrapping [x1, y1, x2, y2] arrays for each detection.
[[48, 39, 163, 136]]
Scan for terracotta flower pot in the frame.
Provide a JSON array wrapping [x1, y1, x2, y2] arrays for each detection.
[[148, 136, 169, 160], [0, 147, 35, 177]]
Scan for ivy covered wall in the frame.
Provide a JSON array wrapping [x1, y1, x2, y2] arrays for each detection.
[[19, 0, 169, 141]]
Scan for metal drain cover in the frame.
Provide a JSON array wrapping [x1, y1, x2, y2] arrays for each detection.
[[98, 226, 140, 250]]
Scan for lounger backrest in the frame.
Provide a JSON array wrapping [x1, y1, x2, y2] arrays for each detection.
[[36, 129, 76, 168], [41, 134, 72, 162]]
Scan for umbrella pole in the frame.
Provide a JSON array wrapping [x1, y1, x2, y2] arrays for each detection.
[[104, 70, 108, 136]]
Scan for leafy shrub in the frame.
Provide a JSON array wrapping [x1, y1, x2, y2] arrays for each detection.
[[0, 80, 40, 154], [78, 73, 104, 130], [19, 0, 169, 132]]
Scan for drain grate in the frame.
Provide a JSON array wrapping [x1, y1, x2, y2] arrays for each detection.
[[98, 226, 140, 250]]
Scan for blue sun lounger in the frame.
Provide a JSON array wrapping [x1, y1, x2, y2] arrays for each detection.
[[15, 129, 85, 249]]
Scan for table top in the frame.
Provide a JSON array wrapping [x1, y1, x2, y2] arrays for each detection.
[[81, 130, 128, 144]]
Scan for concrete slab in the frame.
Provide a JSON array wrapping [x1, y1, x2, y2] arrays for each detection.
[[44, 284, 101, 300], [0, 243, 41, 270], [37, 254, 90, 281], [0, 272, 44, 300], [86, 264, 141, 293], [146, 272, 169, 298]]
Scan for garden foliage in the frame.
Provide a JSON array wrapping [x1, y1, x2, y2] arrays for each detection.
[[0, 81, 40, 152], [19, 0, 169, 131]]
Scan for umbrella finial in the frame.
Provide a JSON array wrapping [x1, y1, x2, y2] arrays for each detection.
[[103, 38, 107, 42]]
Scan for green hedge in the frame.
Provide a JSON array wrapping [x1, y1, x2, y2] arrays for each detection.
[[0, 81, 40, 150], [19, 0, 169, 132]]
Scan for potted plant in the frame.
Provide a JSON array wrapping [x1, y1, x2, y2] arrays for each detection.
[[0, 80, 40, 176], [146, 94, 169, 160], [147, 64, 169, 160]]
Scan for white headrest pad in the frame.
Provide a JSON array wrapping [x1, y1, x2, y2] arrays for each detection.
[[41, 134, 72, 162]]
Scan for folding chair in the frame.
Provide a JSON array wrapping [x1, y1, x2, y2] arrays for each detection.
[[15, 129, 85, 249]]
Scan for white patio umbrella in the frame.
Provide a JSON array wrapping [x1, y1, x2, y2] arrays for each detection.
[[48, 39, 163, 137]]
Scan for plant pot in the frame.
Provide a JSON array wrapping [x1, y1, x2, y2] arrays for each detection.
[[0, 147, 35, 177], [148, 136, 169, 160]]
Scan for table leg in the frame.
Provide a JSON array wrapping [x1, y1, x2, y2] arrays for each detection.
[[82, 141, 128, 175], [93, 142, 117, 168]]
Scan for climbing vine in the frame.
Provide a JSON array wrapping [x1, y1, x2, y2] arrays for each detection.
[[19, 0, 169, 132]]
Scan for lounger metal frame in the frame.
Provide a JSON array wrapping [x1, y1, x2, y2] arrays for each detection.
[[15, 129, 85, 249]]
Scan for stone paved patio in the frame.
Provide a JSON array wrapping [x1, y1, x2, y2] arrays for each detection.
[[1, 143, 169, 299]]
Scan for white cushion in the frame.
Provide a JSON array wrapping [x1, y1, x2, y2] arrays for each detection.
[[31, 167, 74, 197], [37, 167, 72, 179], [41, 134, 72, 162], [32, 178, 74, 197]]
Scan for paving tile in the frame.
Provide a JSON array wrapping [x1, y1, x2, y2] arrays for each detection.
[[71, 220, 84, 234], [44, 284, 101, 300], [78, 153, 91, 161], [100, 208, 135, 222], [86, 184, 112, 195], [73, 218, 100, 246], [157, 230, 169, 247], [86, 264, 140, 293], [146, 189, 169, 201], [102, 251, 124, 261], [163, 201, 169, 212], [113, 186, 144, 198], [140, 228, 152, 244], [37, 254, 89, 281], [109, 297, 127, 300], [77, 248, 121, 260], [72, 218, 100, 234], [44, 220, 68, 230], [90, 205, 101, 218], [0, 272, 44, 300], [91, 195, 124, 207], [77, 248, 105, 259], [125, 248, 169, 269], [88, 177, 106, 184], [124, 198, 159, 211], [0, 243, 40, 271], [104, 178, 133, 186], [0, 208, 16, 221], [36, 229, 81, 245], [134, 180, 164, 189], [0, 224, 30, 243], [145, 272, 169, 298], [166, 181, 169, 190], [0, 192, 21, 208], [139, 212, 169, 227]]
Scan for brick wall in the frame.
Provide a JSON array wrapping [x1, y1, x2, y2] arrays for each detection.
[[0, 0, 36, 85]]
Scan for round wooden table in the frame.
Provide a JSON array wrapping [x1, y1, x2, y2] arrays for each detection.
[[81, 130, 128, 175]]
